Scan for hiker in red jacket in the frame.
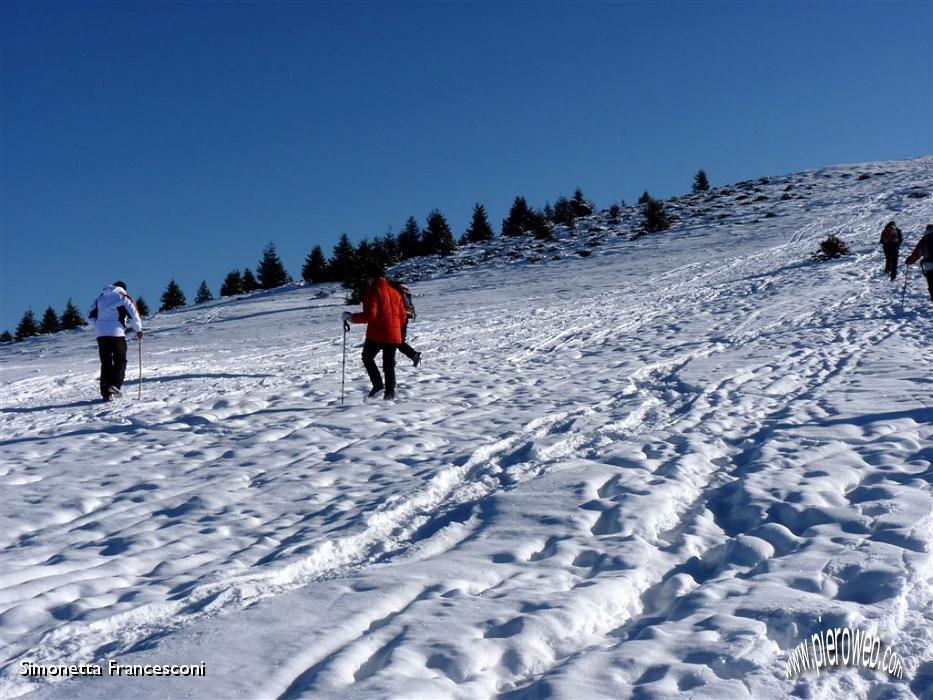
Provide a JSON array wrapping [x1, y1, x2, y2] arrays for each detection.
[[879, 221, 903, 281], [905, 224, 933, 302], [342, 264, 408, 400]]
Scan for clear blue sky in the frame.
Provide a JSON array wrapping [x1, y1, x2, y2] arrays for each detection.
[[2, 1, 931, 332]]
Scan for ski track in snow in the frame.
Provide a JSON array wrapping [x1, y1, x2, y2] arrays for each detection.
[[1, 158, 932, 699]]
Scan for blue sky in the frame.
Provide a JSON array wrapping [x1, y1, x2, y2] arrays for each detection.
[[2, 1, 931, 333]]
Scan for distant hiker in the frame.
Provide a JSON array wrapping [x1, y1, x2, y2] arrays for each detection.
[[342, 265, 407, 400], [880, 221, 903, 281], [389, 279, 422, 367], [905, 224, 933, 302], [88, 281, 143, 401]]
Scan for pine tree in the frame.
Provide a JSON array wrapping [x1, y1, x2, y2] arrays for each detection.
[[0, 331, 12, 343], [220, 270, 244, 296], [15, 309, 39, 340], [39, 306, 60, 334], [638, 191, 652, 205], [551, 196, 576, 227], [421, 209, 457, 256], [135, 296, 151, 317], [397, 216, 422, 260], [463, 203, 495, 244], [60, 299, 86, 330], [301, 245, 329, 284], [571, 188, 594, 218], [159, 279, 187, 311], [608, 204, 622, 221], [693, 169, 710, 193], [531, 210, 554, 240], [329, 233, 358, 284], [502, 196, 537, 237], [257, 242, 290, 290], [373, 229, 400, 266], [642, 196, 671, 232], [241, 268, 260, 292], [195, 281, 214, 304]]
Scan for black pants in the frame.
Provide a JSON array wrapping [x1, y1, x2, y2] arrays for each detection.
[[924, 270, 933, 302], [883, 244, 899, 279], [97, 336, 128, 398], [362, 340, 397, 394], [398, 321, 417, 361]]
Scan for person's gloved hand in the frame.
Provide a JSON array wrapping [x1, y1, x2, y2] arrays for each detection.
[[342, 311, 353, 322]]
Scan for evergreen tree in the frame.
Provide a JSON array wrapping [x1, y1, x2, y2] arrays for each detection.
[[159, 279, 187, 311], [328, 233, 358, 284], [463, 203, 495, 244], [642, 196, 671, 232], [693, 169, 710, 193], [571, 188, 594, 218], [135, 296, 151, 318], [0, 331, 12, 343], [372, 229, 400, 266], [195, 281, 214, 304], [502, 196, 537, 237], [608, 204, 622, 221], [257, 242, 290, 289], [531, 211, 554, 240], [551, 196, 576, 227], [397, 216, 422, 260], [15, 309, 39, 340], [241, 268, 260, 292], [421, 209, 457, 256], [220, 270, 244, 296], [60, 299, 85, 330], [638, 191, 653, 205], [342, 239, 378, 304], [301, 245, 330, 284], [39, 306, 60, 334]]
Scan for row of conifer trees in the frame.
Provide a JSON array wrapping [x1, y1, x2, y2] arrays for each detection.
[[3, 172, 712, 341]]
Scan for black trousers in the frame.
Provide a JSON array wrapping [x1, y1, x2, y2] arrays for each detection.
[[883, 244, 899, 279], [362, 340, 397, 394], [97, 336, 128, 398], [924, 270, 933, 302], [398, 321, 417, 361]]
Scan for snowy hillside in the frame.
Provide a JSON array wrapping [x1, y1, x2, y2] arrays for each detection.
[[1, 157, 931, 700]]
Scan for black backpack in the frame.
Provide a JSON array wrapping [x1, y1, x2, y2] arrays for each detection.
[[389, 280, 416, 321]]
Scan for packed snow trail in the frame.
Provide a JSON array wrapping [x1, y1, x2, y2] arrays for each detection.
[[1, 157, 931, 699]]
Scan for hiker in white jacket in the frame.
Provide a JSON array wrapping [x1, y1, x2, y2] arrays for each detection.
[[88, 281, 143, 401]]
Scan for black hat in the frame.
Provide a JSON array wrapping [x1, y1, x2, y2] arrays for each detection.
[[364, 263, 385, 280], [113, 280, 127, 290]]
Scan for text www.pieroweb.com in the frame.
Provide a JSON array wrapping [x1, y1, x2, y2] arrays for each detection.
[[785, 619, 906, 680]]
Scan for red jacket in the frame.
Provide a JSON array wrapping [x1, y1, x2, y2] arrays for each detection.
[[351, 277, 407, 344]]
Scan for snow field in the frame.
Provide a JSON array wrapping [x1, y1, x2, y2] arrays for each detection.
[[1, 157, 931, 699]]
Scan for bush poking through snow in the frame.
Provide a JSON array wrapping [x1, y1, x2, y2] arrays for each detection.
[[812, 234, 851, 261]]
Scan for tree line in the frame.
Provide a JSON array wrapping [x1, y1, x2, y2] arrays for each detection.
[[3, 170, 712, 341]]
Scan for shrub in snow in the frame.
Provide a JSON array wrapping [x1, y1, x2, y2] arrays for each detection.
[[812, 234, 851, 261]]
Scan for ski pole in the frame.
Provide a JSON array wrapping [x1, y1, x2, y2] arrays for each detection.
[[900, 264, 911, 311], [341, 320, 349, 405], [138, 334, 143, 400]]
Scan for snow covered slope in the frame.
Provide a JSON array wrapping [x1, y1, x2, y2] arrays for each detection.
[[1, 157, 931, 699]]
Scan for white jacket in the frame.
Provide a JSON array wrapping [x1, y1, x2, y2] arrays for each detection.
[[88, 285, 143, 338]]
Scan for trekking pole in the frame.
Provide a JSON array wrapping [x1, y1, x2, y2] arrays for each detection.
[[341, 320, 349, 405], [137, 335, 144, 400], [900, 264, 911, 311]]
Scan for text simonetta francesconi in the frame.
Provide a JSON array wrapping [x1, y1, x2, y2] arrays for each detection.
[[20, 660, 207, 677]]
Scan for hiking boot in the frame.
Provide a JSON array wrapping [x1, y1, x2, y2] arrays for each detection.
[[368, 386, 384, 398], [384, 391, 395, 401], [108, 385, 122, 398], [413, 352, 422, 367]]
